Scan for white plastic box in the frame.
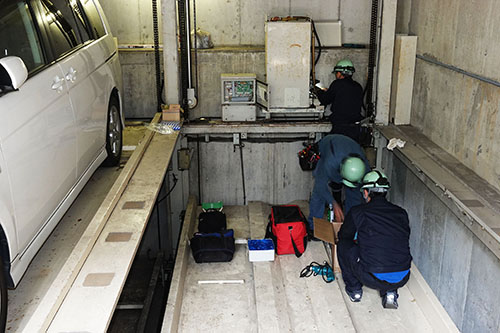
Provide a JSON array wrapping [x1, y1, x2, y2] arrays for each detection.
[[248, 239, 275, 262]]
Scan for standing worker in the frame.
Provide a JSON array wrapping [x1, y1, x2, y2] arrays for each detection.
[[307, 134, 370, 235], [337, 170, 412, 309], [315, 59, 363, 142]]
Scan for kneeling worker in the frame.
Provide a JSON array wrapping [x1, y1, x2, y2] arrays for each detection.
[[337, 170, 412, 309]]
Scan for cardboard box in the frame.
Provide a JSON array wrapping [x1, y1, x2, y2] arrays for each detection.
[[162, 111, 180, 121], [161, 104, 182, 121], [248, 239, 275, 262], [313, 217, 343, 272]]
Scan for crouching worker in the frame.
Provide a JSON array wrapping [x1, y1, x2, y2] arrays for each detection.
[[337, 170, 412, 309], [307, 134, 370, 237]]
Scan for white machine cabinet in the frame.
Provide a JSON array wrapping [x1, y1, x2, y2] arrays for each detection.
[[265, 21, 311, 110], [221, 73, 256, 121]]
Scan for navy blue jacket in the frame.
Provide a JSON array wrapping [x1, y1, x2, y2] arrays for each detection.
[[312, 135, 369, 208], [339, 196, 412, 273], [316, 77, 363, 125]]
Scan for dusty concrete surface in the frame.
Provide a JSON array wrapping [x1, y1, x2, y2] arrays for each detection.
[[168, 201, 443, 332]]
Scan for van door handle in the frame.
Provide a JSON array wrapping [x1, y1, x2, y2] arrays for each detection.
[[51, 76, 65, 92], [65, 67, 77, 83]]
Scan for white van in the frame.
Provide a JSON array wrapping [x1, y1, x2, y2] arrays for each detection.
[[0, 0, 122, 327]]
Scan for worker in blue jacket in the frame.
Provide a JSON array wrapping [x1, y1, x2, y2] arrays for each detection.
[[337, 170, 412, 309], [307, 134, 370, 231]]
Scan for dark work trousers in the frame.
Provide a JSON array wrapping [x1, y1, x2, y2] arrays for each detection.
[[337, 239, 410, 295], [329, 182, 343, 209], [330, 124, 361, 144]]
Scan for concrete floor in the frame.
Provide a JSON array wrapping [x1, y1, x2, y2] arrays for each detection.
[[6, 122, 147, 332], [171, 201, 442, 332]]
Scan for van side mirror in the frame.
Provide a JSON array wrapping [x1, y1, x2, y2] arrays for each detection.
[[0, 56, 28, 93]]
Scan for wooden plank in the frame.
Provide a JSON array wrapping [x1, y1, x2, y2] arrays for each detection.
[[47, 129, 179, 332], [22, 113, 162, 332], [161, 195, 197, 333]]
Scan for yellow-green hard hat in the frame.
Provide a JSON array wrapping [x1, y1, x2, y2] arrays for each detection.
[[340, 157, 366, 188], [361, 170, 390, 191], [333, 59, 355, 75]]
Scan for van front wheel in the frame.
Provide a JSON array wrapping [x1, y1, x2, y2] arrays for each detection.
[[103, 96, 122, 166]]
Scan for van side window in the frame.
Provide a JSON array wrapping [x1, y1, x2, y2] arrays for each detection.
[[79, 0, 105, 39], [39, 0, 82, 59], [68, 0, 91, 42], [0, 1, 45, 73]]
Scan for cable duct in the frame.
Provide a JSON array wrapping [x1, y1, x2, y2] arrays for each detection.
[[152, 0, 162, 114], [365, 0, 379, 118]]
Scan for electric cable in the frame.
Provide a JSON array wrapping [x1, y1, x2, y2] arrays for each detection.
[[155, 173, 179, 252], [311, 20, 322, 66], [157, 173, 179, 203], [300, 261, 334, 283]]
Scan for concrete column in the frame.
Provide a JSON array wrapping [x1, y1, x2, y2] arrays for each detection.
[[162, 0, 180, 104], [375, 0, 397, 125], [390, 34, 417, 125]]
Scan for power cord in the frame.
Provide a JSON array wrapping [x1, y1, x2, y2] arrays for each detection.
[[300, 261, 334, 283]]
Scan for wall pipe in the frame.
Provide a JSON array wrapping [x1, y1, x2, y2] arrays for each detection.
[[416, 54, 500, 88]]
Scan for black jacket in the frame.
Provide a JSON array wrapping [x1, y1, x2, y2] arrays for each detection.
[[339, 196, 412, 273], [316, 77, 363, 125]]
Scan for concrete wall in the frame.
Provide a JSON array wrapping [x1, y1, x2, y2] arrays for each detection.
[[188, 139, 314, 206], [404, 0, 500, 191], [100, 0, 162, 118], [192, 48, 369, 119], [192, 0, 371, 46], [119, 50, 161, 119], [382, 149, 500, 332], [99, 0, 372, 118]]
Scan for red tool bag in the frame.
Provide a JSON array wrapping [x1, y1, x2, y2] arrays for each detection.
[[266, 205, 308, 257]]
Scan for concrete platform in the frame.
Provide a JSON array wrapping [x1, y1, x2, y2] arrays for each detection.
[[6, 122, 148, 332], [163, 200, 458, 332]]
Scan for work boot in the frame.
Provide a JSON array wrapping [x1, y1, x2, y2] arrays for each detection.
[[345, 287, 362, 302], [382, 291, 398, 309]]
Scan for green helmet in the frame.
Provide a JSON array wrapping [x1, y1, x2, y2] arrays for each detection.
[[333, 59, 355, 75], [361, 170, 391, 192], [340, 157, 366, 188]]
